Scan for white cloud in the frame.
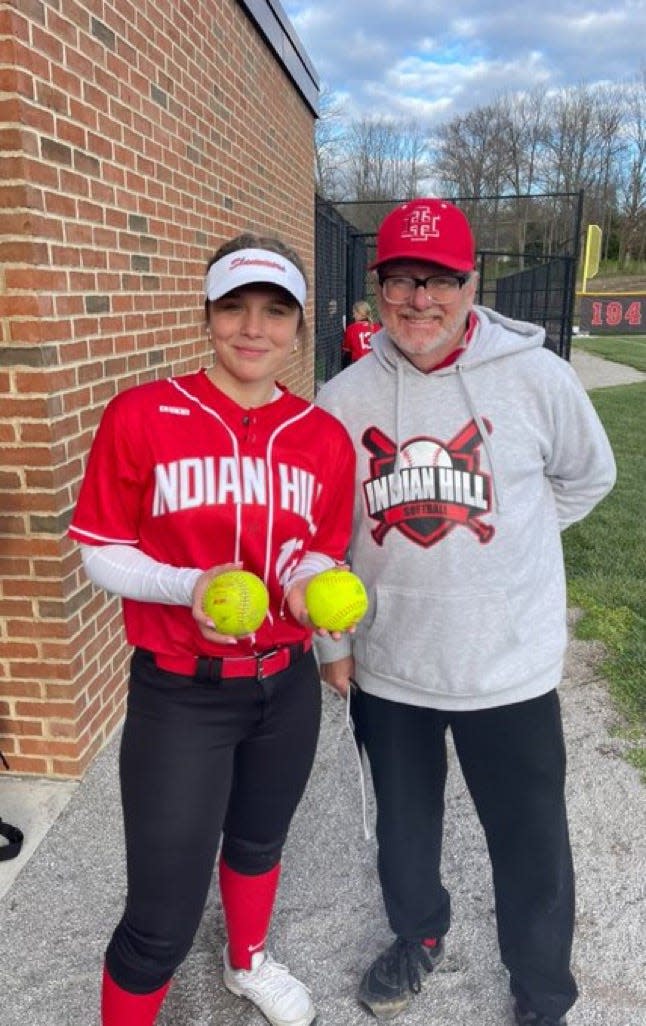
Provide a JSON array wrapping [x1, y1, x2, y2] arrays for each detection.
[[283, 1, 646, 124]]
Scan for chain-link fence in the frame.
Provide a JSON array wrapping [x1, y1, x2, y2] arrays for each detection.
[[314, 191, 584, 383], [314, 196, 369, 383]]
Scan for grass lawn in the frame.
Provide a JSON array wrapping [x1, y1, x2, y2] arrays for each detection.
[[573, 334, 646, 373], [562, 381, 645, 775]]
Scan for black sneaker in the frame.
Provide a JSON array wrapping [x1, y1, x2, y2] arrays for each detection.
[[358, 936, 444, 1020], [513, 999, 567, 1026]]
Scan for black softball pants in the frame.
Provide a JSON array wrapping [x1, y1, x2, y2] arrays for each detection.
[[356, 688, 578, 1022], [105, 647, 321, 993]]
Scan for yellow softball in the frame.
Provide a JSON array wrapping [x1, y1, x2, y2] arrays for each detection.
[[305, 569, 369, 632], [202, 570, 269, 636]]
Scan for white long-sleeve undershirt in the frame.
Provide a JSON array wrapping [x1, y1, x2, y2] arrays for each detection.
[[80, 545, 337, 605], [81, 544, 201, 605]]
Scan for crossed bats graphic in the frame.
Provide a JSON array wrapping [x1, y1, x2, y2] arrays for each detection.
[[363, 418, 495, 545]]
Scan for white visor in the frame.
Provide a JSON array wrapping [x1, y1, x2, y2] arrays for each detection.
[[205, 248, 307, 308]]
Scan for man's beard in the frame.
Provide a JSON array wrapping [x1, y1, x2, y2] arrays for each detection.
[[389, 309, 468, 358]]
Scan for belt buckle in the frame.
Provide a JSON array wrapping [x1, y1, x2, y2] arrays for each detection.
[[195, 656, 222, 683], [256, 647, 280, 680]]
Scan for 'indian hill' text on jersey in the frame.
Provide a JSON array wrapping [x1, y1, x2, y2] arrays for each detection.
[[69, 371, 355, 660]]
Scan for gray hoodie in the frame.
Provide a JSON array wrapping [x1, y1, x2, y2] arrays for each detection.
[[315, 306, 616, 710]]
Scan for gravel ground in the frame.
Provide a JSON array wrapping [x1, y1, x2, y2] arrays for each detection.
[[0, 612, 644, 1026]]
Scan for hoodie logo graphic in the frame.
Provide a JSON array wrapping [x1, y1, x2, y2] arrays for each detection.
[[362, 419, 495, 547]]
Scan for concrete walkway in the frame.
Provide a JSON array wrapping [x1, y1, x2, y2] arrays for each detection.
[[569, 348, 645, 390], [1, 351, 644, 1025]]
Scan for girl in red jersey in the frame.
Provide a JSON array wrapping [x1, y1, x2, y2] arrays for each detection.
[[69, 233, 355, 1026], [342, 299, 380, 366]]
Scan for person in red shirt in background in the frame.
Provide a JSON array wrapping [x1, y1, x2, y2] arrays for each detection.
[[342, 300, 380, 367]]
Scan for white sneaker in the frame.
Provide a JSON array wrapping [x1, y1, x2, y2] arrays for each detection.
[[223, 946, 316, 1026]]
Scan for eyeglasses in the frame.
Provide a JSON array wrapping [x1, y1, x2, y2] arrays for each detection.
[[379, 273, 470, 304]]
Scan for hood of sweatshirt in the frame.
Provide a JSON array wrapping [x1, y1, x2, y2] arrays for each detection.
[[368, 306, 545, 512]]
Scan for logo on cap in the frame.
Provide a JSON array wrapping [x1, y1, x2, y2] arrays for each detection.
[[401, 207, 441, 243]]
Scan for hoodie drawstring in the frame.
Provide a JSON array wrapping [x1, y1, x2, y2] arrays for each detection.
[[456, 365, 503, 513], [390, 347, 502, 514], [345, 684, 371, 841], [393, 359, 405, 477]]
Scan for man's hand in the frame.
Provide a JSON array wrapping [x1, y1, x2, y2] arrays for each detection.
[[319, 655, 355, 699], [285, 577, 354, 641]]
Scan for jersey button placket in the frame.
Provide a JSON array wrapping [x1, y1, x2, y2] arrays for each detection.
[[242, 413, 257, 444]]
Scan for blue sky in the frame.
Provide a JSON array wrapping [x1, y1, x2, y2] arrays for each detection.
[[282, 0, 645, 124]]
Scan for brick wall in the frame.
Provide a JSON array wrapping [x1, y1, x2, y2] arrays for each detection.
[[0, 0, 316, 777]]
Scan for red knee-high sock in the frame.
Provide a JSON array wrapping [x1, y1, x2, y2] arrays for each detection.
[[219, 858, 281, 969], [101, 965, 170, 1026]]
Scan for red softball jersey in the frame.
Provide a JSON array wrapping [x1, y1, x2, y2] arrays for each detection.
[[342, 320, 380, 362], [69, 370, 356, 661]]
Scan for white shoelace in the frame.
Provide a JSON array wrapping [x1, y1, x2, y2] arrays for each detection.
[[245, 956, 311, 1001]]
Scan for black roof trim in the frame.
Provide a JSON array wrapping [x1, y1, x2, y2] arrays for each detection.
[[237, 0, 319, 115]]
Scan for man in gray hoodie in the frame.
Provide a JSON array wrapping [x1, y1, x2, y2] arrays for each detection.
[[315, 198, 616, 1026]]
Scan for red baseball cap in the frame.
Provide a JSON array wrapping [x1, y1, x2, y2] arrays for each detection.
[[370, 198, 476, 273]]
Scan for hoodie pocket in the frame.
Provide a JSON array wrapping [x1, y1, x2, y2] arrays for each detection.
[[363, 586, 521, 698]]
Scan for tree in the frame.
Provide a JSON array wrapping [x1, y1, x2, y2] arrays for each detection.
[[338, 116, 431, 201], [616, 67, 646, 266], [430, 81, 642, 264], [431, 101, 523, 258], [432, 103, 510, 199], [314, 84, 346, 200]]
